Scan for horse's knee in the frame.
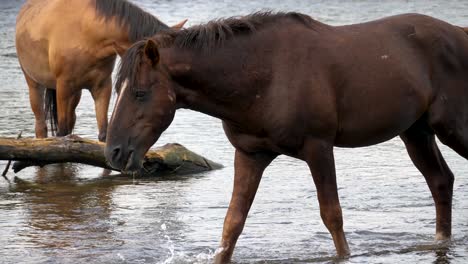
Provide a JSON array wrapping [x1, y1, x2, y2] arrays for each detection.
[[223, 209, 246, 238], [320, 205, 344, 232], [438, 175, 454, 192], [430, 176, 454, 202]]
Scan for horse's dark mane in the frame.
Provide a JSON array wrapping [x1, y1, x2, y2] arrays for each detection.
[[115, 12, 317, 93], [161, 11, 316, 51], [94, 0, 169, 42]]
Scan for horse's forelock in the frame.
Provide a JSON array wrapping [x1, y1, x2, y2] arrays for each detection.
[[115, 41, 146, 94]]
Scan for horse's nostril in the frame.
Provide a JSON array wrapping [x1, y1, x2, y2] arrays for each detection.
[[111, 147, 122, 163]]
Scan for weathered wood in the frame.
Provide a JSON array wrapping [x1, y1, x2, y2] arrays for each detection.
[[0, 135, 222, 176], [1, 131, 22, 177]]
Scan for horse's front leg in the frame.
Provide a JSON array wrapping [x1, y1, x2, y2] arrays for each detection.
[[304, 139, 350, 258], [214, 150, 276, 264], [91, 77, 112, 142]]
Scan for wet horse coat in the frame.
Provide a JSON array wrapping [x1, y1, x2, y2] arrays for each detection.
[[15, 0, 184, 141], [105, 12, 468, 262]]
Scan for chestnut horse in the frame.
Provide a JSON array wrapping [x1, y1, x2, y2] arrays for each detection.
[[15, 0, 185, 141], [105, 12, 468, 262]]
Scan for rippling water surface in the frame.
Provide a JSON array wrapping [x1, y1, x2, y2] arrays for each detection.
[[1, 0, 467, 263]]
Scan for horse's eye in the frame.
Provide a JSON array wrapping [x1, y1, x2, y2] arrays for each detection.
[[135, 90, 147, 100]]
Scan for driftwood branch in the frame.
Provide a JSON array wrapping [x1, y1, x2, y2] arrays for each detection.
[[2, 131, 22, 178], [0, 135, 222, 176]]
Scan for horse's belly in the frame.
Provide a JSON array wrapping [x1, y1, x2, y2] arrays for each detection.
[[334, 109, 423, 148], [334, 126, 407, 147], [333, 75, 432, 147]]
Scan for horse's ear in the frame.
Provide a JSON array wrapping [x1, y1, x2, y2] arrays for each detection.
[[144, 39, 159, 66], [113, 42, 127, 57], [171, 19, 188, 30]]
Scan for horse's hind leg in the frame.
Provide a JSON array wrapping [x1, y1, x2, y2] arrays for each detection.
[[400, 122, 454, 240], [23, 72, 47, 138]]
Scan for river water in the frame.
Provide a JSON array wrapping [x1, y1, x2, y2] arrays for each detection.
[[0, 0, 467, 263]]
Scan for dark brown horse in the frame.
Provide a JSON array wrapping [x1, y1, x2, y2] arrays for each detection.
[[16, 0, 185, 141], [104, 12, 468, 262]]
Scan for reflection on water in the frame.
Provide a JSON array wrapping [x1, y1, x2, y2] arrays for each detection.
[[3, 165, 119, 262], [1, 0, 468, 263], [19, 165, 116, 249]]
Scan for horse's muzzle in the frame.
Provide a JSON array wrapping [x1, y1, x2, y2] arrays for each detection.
[[105, 144, 141, 173]]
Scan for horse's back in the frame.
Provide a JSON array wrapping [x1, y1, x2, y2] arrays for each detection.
[[260, 13, 468, 147], [16, 0, 97, 36]]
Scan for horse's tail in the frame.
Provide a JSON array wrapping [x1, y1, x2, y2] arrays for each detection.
[[44, 88, 58, 136]]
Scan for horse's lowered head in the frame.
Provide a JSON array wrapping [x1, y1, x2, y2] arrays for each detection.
[[105, 39, 179, 173]]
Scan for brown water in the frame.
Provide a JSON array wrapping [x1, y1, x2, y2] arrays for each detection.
[[1, 0, 468, 263]]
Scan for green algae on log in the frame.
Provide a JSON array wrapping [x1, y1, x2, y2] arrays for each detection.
[[0, 135, 222, 176]]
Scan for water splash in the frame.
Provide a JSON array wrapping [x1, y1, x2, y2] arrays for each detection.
[[117, 253, 126, 262], [160, 235, 175, 264]]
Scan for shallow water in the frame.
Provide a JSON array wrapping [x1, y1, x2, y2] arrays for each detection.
[[1, 0, 468, 263]]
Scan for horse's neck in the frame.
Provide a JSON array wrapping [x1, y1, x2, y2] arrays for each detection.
[[85, 12, 132, 53], [170, 49, 263, 122]]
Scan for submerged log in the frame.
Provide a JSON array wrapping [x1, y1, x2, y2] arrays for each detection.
[[0, 136, 222, 176]]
